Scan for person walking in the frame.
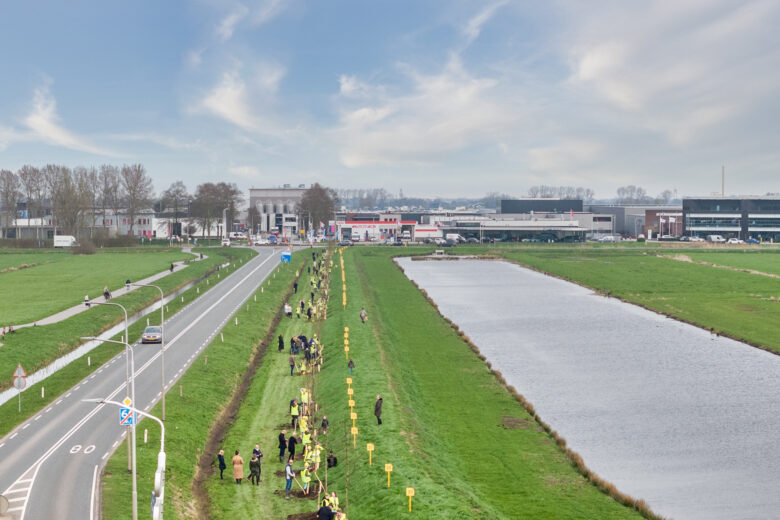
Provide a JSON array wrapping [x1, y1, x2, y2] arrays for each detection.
[[278, 430, 287, 463], [284, 459, 295, 499], [278, 334, 285, 352], [327, 450, 338, 468], [103, 285, 111, 300], [217, 449, 227, 479], [360, 308, 367, 323], [170, 262, 174, 273], [290, 398, 300, 429], [232, 450, 244, 484], [374, 395, 383, 425], [253, 444, 263, 479], [287, 433, 298, 461], [289, 354, 296, 376], [347, 358, 354, 373], [321, 415, 329, 434], [249, 454, 261, 485], [294, 281, 298, 293]]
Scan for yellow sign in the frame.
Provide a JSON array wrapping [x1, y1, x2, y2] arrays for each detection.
[[347, 388, 354, 396], [344, 338, 349, 345], [344, 327, 349, 332], [350, 412, 357, 425], [366, 443, 374, 466], [122, 397, 132, 406], [344, 332, 349, 339], [406, 487, 415, 512], [385, 463, 393, 487], [348, 399, 355, 408], [346, 378, 352, 385], [350, 426, 359, 448], [344, 346, 349, 352]]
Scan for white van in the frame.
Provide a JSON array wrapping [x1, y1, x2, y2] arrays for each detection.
[[53, 235, 77, 248], [707, 235, 726, 243]]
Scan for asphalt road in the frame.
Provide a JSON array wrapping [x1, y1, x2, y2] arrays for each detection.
[[0, 247, 283, 519]]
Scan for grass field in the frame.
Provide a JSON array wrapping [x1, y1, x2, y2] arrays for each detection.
[[0, 248, 191, 324], [0, 251, 68, 271], [101, 252, 305, 520], [0, 247, 256, 437]]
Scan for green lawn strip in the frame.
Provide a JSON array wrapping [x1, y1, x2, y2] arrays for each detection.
[[206, 262, 322, 520], [318, 248, 643, 519], [0, 247, 254, 392], [0, 249, 193, 324], [101, 252, 303, 520], [499, 249, 780, 354], [0, 251, 67, 271], [0, 249, 255, 438]]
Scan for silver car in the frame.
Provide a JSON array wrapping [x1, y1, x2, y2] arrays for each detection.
[[141, 326, 162, 344]]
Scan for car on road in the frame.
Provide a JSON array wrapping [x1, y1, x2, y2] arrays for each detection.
[[339, 240, 352, 247], [746, 238, 760, 244], [141, 326, 162, 344], [727, 238, 744, 244]]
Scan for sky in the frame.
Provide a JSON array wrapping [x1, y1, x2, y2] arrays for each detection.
[[1, 0, 780, 200]]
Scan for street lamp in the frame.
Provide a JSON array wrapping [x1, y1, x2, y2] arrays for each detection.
[[83, 398, 166, 520], [128, 281, 166, 421], [83, 296, 138, 520]]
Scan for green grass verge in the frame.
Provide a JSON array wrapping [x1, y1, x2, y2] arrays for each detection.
[[205, 252, 328, 519], [0, 248, 192, 324], [664, 250, 780, 276], [101, 251, 305, 520], [312, 247, 643, 519], [0, 248, 256, 437], [497, 248, 780, 355]]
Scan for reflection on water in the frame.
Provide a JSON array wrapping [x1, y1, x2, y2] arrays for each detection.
[[397, 258, 780, 520]]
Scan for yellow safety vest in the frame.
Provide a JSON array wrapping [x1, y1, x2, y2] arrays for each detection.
[[290, 404, 299, 416], [301, 469, 311, 483], [302, 432, 311, 445]]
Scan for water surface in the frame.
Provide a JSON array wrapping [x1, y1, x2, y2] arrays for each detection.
[[397, 257, 780, 520]]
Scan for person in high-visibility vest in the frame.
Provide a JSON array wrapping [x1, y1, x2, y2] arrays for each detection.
[[330, 491, 340, 510], [290, 399, 299, 429], [299, 414, 308, 433], [301, 429, 312, 451], [301, 463, 312, 494], [313, 443, 322, 471]]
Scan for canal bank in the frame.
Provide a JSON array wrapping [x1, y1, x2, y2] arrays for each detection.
[[397, 257, 780, 520]]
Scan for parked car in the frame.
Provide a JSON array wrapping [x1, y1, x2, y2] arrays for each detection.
[[466, 237, 479, 244], [221, 238, 230, 247], [690, 236, 705, 242], [727, 238, 744, 244], [338, 240, 352, 247], [141, 326, 162, 344], [745, 238, 760, 244]]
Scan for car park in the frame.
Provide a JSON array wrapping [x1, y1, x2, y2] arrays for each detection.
[[141, 326, 162, 344]]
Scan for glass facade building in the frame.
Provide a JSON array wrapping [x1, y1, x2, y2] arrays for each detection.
[[683, 198, 780, 240]]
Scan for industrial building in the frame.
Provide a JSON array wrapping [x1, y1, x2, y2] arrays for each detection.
[[683, 198, 780, 240], [248, 185, 307, 238]]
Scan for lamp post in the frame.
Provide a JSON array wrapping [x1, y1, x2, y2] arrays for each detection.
[[82, 296, 138, 520], [223, 207, 229, 241], [83, 398, 166, 520], [128, 281, 165, 421]]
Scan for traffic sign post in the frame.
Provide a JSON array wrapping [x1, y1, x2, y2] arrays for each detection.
[[12, 363, 27, 412], [120, 408, 135, 426]]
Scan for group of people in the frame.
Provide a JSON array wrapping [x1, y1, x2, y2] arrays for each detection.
[[217, 444, 263, 485], [286, 334, 324, 376]]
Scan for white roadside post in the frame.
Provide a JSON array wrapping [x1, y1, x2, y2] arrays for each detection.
[[82, 293, 138, 520], [83, 398, 166, 520], [129, 281, 166, 421]]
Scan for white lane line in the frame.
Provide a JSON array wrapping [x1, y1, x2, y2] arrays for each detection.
[[55, 400, 62, 405], [65, 393, 71, 398], [90, 465, 98, 520], [102, 452, 108, 460], [34, 416, 41, 421], [0, 442, 4, 448], [45, 408, 52, 413], [1, 252, 277, 514], [8, 497, 25, 502], [22, 424, 29, 430], [112, 441, 119, 448]]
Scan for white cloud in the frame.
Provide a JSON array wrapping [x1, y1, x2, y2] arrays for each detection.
[[216, 4, 248, 41], [228, 165, 261, 179], [255, 62, 286, 93], [565, 0, 780, 145], [528, 139, 604, 173], [463, 0, 509, 45], [107, 133, 204, 151], [335, 55, 519, 168], [186, 48, 204, 69], [249, 0, 287, 26], [23, 84, 119, 156], [199, 69, 258, 130]]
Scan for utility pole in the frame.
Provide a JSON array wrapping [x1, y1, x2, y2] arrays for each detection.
[[722, 165, 725, 197]]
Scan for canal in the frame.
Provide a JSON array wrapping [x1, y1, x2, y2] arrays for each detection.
[[397, 257, 780, 520]]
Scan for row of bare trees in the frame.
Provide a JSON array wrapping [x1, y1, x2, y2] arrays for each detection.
[[0, 164, 245, 240], [0, 164, 153, 239]]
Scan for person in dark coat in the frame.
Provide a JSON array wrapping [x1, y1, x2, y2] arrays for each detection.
[[278, 430, 287, 462], [170, 262, 174, 272], [374, 395, 383, 425], [249, 454, 261, 485], [321, 415, 329, 433], [317, 503, 334, 520], [278, 334, 284, 352], [294, 281, 298, 293], [217, 449, 227, 479], [287, 434, 298, 461], [327, 450, 338, 468]]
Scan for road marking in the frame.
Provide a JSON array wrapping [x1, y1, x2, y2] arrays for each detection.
[[0, 442, 4, 448], [45, 408, 52, 413], [90, 465, 98, 520], [34, 416, 40, 421], [102, 452, 108, 460], [1, 251, 277, 518], [22, 424, 29, 430], [112, 440, 119, 448]]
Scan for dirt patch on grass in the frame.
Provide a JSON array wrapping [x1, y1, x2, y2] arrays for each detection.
[[500, 416, 530, 429], [286, 512, 318, 520], [272, 489, 319, 501], [191, 263, 304, 520]]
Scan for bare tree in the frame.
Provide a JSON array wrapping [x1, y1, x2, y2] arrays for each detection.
[[192, 183, 220, 238], [297, 183, 338, 234], [99, 165, 123, 236], [18, 165, 45, 244], [160, 181, 189, 237], [120, 164, 153, 235], [0, 169, 20, 239]]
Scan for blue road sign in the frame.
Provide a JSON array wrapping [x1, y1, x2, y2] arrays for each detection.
[[119, 407, 135, 426], [280, 252, 291, 263]]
